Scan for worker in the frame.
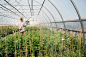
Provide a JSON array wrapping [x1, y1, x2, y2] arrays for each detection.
[[18, 17, 26, 36]]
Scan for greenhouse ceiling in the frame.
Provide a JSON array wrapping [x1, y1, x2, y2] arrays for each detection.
[[0, 0, 86, 30]]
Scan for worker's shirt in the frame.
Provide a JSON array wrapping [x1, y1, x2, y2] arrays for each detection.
[[18, 21, 26, 32]]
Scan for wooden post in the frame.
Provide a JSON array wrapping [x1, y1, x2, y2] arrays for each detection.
[[54, 30, 57, 57], [69, 28, 72, 57], [5, 37, 7, 57], [61, 28, 63, 57], [47, 29, 49, 56], [40, 27, 43, 57], [32, 26, 34, 56], [76, 28, 79, 54], [25, 32, 27, 57], [71, 28, 74, 57], [5, 26, 8, 57], [14, 31, 17, 57], [40, 27, 42, 57], [19, 32, 21, 57], [61, 39, 63, 57], [41, 27, 43, 57], [66, 28, 69, 57], [29, 38, 31, 56], [50, 27, 53, 57], [0, 26, 2, 49], [79, 29, 82, 57], [59, 28, 61, 56], [29, 27, 31, 56]]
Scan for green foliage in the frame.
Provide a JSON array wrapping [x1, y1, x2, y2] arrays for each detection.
[[0, 26, 86, 57], [0, 26, 18, 37]]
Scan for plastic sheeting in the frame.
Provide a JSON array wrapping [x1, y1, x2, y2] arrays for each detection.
[[0, 0, 86, 30]]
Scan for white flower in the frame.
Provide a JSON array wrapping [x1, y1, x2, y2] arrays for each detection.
[[62, 38, 64, 40], [67, 38, 69, 41]]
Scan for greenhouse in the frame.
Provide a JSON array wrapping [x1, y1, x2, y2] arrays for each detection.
[[0, 0, 86, 57]]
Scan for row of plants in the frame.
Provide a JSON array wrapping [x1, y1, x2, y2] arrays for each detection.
[[0, 26, 19, 37], [0, 26, 86, 57]]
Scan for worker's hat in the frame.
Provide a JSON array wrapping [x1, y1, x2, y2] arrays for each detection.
[[20, 17, 23, 20]]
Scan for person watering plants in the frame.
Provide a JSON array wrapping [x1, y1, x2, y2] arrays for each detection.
[[18, 17, 26, 36], [17, 17, 27, 56]]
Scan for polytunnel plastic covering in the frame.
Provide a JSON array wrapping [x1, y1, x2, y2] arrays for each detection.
[[73, 0, 86, 19], [43, 0, 62, 22], [0, 0, 86, 30], [50, 0, 78, 21]]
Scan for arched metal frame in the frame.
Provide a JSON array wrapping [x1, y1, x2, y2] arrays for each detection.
[[70, 0, 85, 47], [37, 14, 48, 24], [2, 0, 53, 29], [36, 16, 46, 23], [35, 6, 52, 26], [0, 14, 18, 25], [0, 4, 20, 17], [0, 4, 19, 25], [1, 17, 8, 25], [3, 0, 53, 29], [33, 0, 58, 31], [39, 12, 51, 28], [41, 14, 50, 27], [34, 0, 85, 46], [48, 0, 66, 33], [4, 0, 28, 19], [37, 0, 45, 15], [35, 11, 50, 27], [38, 13, 52, 29], [33, 0, 67, 32]]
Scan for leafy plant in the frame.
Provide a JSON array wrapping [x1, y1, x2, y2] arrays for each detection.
[[0, 26, 85, 57]]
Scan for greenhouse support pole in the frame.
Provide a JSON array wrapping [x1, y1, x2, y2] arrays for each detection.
[[70, 0, 85, 49], [48, 0, 66, 34]]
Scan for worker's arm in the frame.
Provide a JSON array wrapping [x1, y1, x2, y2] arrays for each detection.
[[23, 22, 26, 27], [23, 25, 26, 27]]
